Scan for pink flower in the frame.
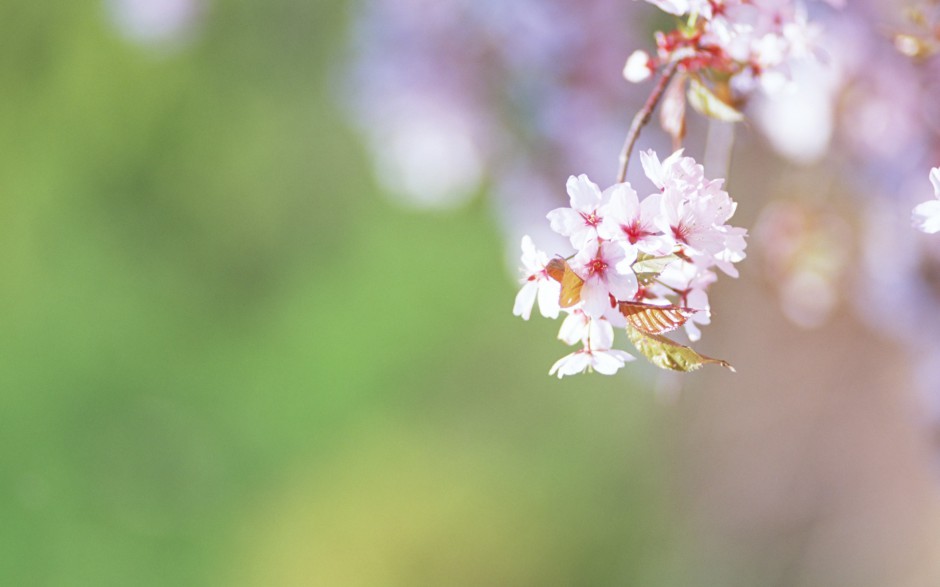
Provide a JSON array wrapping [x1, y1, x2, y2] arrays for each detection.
[[913, 168, 940, 234], [547, 174, 608, 249], [598, 183, 668, 254], [640, 149, 711, 193], [512, 236, 562, 320], [571, 240, 639, 318], [557, 309, 615, 347], [639, 149, 748, 273], [549, 347, 635, 378], [657, 188, 727, 255]]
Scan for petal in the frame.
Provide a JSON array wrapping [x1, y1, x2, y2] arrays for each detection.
[[580, 279, 611, 319], [598, 184, 641, 239], [537, 280, 562, 319], [546, 207, 583, 238], [520, 234, 536, 259], [913, 200, 940, 233], [588, 318, 615, 349], [640, 150, 664, 189], [571, 240, 601, 271], [566, 174, 603, 210], [639, 193, 663, 225], [608, 349, 636, 363], [607, 269, 639, 302], [558, 311, 587, 345], [637, 235, 671, 256], [599, 240, 628, 266], [931, 167, 940, 198], [623, 50, 652, 83], [549, 351, 590, 378], [590, 350, 627, 375], [603, 305, 628, 329], [512, 281, 538, 320], [519, 235, 545, 273], [569, 226, 599, 251], [686, 287, 710, 311], [614, 241, 638, 267]]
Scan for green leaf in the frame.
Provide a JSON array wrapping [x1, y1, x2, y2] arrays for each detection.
[[687, 78, 743, 122], [626, 325, 735, 372], [632, 253, 679, 285]]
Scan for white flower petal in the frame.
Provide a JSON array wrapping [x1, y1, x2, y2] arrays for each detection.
[[580, 279, 611, 319], [549, 351, 591, 378], [913, 199, 940, 234], [546, 207, 583, 239], [536, 280, 562, 319], [558, 311, 587, 345], [512, 281, 538, 320], [623, 50, 652, 83], [608, 271, 639, 302], [588, 318, 615, 350], [566, 174, 603, 210], [640, 150, 665, 189], [590, 350, 627, 375]]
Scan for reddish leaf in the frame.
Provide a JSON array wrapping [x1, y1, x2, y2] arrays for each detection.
[[618, 301, 697, 335], [545, 257, 567, 283], [659, 73, 687, 150]]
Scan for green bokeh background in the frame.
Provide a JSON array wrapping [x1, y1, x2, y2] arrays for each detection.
[[0, 2, 679, 584]]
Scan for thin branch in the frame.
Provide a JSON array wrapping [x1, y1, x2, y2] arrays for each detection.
[[616, 60, 680, 184]]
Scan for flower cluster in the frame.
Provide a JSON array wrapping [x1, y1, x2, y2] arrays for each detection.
[[626, 0, 830, 102], [514, 150, 746, 377]]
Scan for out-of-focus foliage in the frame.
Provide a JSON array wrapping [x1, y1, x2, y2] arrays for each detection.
[[0, 1, 680, 585]]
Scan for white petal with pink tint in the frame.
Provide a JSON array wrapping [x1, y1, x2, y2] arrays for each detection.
[[623, 50, 652, 83], [913, 168, 940, 234]]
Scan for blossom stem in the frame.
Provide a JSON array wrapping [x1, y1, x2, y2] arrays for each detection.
[[616, 60, 680, 184]]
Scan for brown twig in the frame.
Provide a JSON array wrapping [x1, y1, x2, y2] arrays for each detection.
[[616, 60, 680, 184]]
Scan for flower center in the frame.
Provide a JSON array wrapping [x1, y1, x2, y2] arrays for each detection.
[[672, 223, 691, 245], [622, 220, 649, 244], [588, 258, 608, 276], [580, 210, 601, 227]]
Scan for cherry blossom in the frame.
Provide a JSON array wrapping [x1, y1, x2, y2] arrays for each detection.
[[639, 149, 748, 275], [549, 347, 636, 378], [512, 236, 562, 320], [598, 183, 669, 255], [571, 240, 639, 318], [547, 175, 609, 249], [558, 309, 616, 347], [516, 156, 745, 374], [632, 0, 831, 102]]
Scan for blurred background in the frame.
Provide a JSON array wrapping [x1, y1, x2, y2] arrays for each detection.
[[4, 0, 940, 585]]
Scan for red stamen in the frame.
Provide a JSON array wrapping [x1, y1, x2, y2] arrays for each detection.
[[588, 258, 608, 276], [672, 224, 690, 244], [580, 210, 601, 227]]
